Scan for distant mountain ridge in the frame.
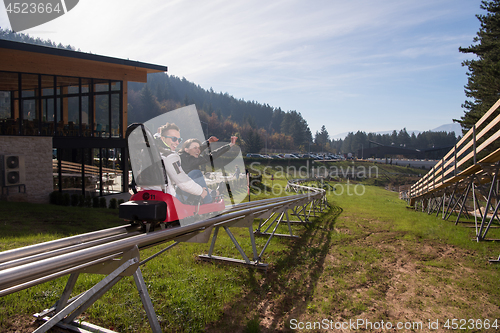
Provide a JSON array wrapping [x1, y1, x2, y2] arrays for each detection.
[[331, 123, 462, 140], [430, 123, 462, 133]]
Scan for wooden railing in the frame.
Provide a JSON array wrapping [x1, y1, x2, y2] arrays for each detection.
[[52, 160, 122, 176], [408, 98, 500, 200]]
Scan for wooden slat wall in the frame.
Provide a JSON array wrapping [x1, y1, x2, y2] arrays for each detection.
[[53, 160, 122, 176], [409, 98, 500, 199]]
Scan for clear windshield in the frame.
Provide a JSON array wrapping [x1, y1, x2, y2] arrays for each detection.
[[128, 104, 246, 226]]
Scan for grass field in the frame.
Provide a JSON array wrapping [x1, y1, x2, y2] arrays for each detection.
[[1, 164, 500, 332]]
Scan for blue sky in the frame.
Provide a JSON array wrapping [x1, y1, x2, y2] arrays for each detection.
[[0, 0, 482, 137]]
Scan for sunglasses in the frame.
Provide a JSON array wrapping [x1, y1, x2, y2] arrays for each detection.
[[163, 135, 183, 143]]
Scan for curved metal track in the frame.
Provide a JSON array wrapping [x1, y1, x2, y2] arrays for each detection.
[[0, 179, 327, 332]]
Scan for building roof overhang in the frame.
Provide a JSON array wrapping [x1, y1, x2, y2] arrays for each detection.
[[0, 39, 167, 83]]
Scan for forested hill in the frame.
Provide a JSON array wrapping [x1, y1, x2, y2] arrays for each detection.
[[130, 74, 278, 130], [335, 129, 459, 157], [0, 26, 76, 50], [0, 27, 314, 153], [1, 27, 460, 155], [128, 74, 460, 155], [128, 73, 314, 152]]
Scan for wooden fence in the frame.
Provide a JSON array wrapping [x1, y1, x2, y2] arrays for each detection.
[[53, 160, 122, 176], [402, 98, 500, 262]]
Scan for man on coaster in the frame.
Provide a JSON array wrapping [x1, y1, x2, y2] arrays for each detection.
[[155, 123, 212, 204]]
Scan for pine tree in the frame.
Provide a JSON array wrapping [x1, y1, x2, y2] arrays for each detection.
[[314, 125, 330, 151], [457, 0, 500, 131], [140, 84, 159, 120], [244, 130, 263, 154]]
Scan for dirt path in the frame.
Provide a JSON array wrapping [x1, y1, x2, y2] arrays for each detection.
[[206, 205, 500, 332]]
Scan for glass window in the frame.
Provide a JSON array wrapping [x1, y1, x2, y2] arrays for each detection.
[[100, 148, 122, 194], [0, 72, 18, 94], [42, 98, 55, 135], [0, 72, 123, 140], [0, 72, 18, 133], [111, 94, 120, 138], [81, 78, 91, 93], [95, 95, 109, 138], [67, 96, 79, 136], [59, 148, 83, 192], [0, 91, 11, 119], [41, 75, 55, 96], [56, 98, 64, 136], [43, 98, 55, 122], [91, 148, 101, 194], [57, 76, 79, 93], [111, 81, 121, 91], [0, 91, 13, 135], [81, 95, 90, 136], [68, 85, 79, 94], [22, 74, 37, 97], [95, 81, 109, 92]]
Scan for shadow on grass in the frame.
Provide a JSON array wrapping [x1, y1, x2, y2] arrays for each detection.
[[206, 205, 343, 332], [0, 201, 125, 239]]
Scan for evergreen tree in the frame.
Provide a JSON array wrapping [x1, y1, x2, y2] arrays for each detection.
[[244, 130, 263, 153], [281, 110, 312, 148], [342, 133, 354, 152], [390, 130, 398, 145], [457, 0, 500, 130], [397, 128, 411, 147], [314, 125, 330, 151], [140, 84, 159, 120]]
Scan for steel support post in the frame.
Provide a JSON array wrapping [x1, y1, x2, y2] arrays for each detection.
[[443, 182, 459, 220], [258, 212, 285, 259], [472, 179, 483, 223], [224, 226, 252, 264], [34, 245, 163, 333], [201, 216, 268, 269], [55, 273, 79, 313], [435, 191, 445, 218], [293, 203, 310, 222], [285, 211, 293, 236], [287, 205, 311, 224], [477, 164, 500, 240], [426, 195, 435, 214], [473, 183, 480, 237], [259, 213, 280, 234], [452, 180, 472, 225], [479, 199, 500, 241], [428, 193, 441, 215], [256, 208, 298, 239], [33, 258, 138, 333], [133, 268, 162, 333], [63, 275, 123, 324], [307, 200, 318, 219], [489, 253, 500, 264], [249, 225, 258, 262]]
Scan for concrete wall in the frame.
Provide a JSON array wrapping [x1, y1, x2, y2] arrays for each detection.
[[0, 136, 53, 203]]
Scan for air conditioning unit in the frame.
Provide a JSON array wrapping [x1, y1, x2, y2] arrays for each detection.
[[1, 155, 26, 187]]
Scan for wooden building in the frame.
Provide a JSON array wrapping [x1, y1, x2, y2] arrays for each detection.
[[0, 39, 167, 203]]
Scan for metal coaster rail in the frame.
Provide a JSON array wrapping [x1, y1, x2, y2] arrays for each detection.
[[402, 98, 500, 263], [0, 178, 327, 333]]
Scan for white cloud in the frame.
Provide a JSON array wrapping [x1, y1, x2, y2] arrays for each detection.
[[0, 0, 482, 135]]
